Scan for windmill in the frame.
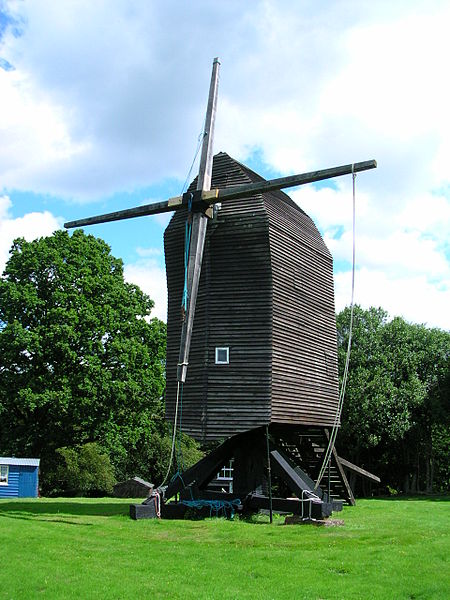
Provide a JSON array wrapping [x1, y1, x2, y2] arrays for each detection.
[[65, 58, 378, 521]]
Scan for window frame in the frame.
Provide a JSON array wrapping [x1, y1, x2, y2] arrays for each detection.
[[215, 347, 230, 365], [0, 465, 9, 486]]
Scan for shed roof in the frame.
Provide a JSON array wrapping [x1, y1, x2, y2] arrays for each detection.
[[0, 457, 40, 467]]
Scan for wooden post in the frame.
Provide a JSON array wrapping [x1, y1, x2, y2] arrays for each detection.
[[177, 58, 220, 383], [328, 456, 331, 501], [233, 430, 266, 497], [266, 425, 273, 524]]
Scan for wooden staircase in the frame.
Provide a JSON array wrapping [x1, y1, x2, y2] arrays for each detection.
[[271, 426, 356, 506]]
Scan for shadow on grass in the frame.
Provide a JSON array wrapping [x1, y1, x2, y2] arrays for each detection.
[[0, 512, 94, 526], [0, 499, 132, 519], [358, 495, 449, 503]]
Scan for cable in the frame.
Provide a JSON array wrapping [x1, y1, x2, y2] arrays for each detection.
[[155, 129, 205, 493], [180, 130, 207, 195], [315, 166, 357, 490], [158, 380, 182, 488]]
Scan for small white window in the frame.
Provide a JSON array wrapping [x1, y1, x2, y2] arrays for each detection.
[[215, 347, 229, 364], [0, 465, 8, 485]]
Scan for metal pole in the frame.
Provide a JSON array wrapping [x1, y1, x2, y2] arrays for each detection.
[[265, 425, 273, 524]]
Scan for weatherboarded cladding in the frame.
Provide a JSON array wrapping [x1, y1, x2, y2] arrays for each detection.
[[263, 190, 339, 425], [165, 153, 339, 442], [0, 458, 40, 498]]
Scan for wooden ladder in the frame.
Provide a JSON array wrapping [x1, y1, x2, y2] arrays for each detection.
[[273, 426, 356, 506]]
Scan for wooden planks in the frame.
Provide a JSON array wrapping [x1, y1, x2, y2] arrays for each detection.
[[165, 154, 273, 441], [165, 152, 341, 441], [262, 178, 339, 427]]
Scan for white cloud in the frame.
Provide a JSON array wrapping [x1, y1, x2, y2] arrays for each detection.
[[152, 212, 174, 229], [2, 0, 447, 201], [0, 198, 167, 320], [335, 268, 450, 331], [293, 175, 450, 330], [135, 246, 163, 258], [124, 258, 167, 322], [328, 230, 448, 279], [0, 196, 62, 274], [0, 1, 255, 197], [1, 0, 449, 329]]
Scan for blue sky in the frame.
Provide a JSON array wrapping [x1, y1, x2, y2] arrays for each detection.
[[1, 1, 449, 328]]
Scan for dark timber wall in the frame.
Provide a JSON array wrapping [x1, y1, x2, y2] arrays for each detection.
[[165, 153, 339, 443]]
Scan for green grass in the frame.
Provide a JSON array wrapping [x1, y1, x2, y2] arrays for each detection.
[[0, 497, 448, 599]]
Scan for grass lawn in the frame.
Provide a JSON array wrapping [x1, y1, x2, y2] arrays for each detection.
[[0, 496, 448, 599]]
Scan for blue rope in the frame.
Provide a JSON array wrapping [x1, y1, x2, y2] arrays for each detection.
[[180, 498, 242, 519], [181, 194, 193, 312], [169, 469, 194, 501], [170, 470, 187, 490]]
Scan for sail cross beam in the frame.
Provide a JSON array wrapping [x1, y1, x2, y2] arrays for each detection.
[[64, 159, 377, 230]]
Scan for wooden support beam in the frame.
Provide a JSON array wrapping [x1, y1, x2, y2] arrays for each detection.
[[197, 57, 220, 194], [176, 211, 208, 382], [246, 494, 332, 520], [64, 159, 377, 230], [278, 444, 325, 499], [162, 429, 247, 500], [323, 428, 356, 506], [338, 457, 381, 483], [270, 449, 318, 498]]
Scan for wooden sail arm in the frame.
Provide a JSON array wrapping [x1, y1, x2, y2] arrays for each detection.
[[64, 160, 376, 230], [64, 196, 184, 229], [176, 212, 207, 382], [213, 159, 377, 202], [176, 57, 220, 383]]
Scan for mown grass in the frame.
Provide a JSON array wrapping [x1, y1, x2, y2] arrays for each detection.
[[0, 496, 448, 599]]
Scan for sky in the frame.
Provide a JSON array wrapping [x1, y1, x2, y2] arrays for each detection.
[[0, 0, 449, 329]]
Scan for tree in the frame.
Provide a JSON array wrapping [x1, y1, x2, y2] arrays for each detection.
[[336, 305, 450, 494], [0, 230, 168, 491], [55, 442, 116, 496]]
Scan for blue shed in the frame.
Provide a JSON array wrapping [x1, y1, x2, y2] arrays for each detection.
[[0, 457, 40, 498]]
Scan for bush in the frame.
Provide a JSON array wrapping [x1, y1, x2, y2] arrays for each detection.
[[55, 442, 116, 496], [110, 421, 204, 487]]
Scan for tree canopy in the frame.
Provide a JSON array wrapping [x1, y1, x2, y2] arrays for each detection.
[[0, 230, 172, 491], [1, 230, 447, 497], [336, 305, 449, 494]]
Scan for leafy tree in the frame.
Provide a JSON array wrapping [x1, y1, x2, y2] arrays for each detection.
[[55, 442, 116, 496], [336, 305, 450, 494], [0, 230, 169, 491], [119, 414, 204, 487]]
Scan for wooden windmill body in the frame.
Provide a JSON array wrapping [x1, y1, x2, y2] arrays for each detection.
[[165, 151, 339, 442], [66, 59, 379, 520]]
